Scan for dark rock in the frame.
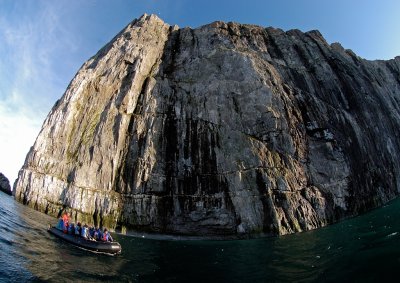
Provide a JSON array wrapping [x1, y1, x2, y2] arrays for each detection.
[[13, 14, 400, 237], [0, 173, 12, 196]]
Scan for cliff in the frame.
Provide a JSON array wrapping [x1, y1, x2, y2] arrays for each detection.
[[14, 14, 400, 236], [0, 173, 12, 196]]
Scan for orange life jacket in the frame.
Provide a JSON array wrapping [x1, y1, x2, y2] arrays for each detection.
[[62, 213, 69, 223]]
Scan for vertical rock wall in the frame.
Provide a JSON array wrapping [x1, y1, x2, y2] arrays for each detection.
[[14, 14, 400, 236]]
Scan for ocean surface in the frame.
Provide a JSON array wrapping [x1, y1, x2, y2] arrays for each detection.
[[1, 191, 400, 282]]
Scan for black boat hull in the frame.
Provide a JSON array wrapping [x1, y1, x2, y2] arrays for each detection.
[[48, 227, 121, 254]]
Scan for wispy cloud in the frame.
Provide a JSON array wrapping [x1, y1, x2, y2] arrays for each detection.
[[0, 1, 78, 183]]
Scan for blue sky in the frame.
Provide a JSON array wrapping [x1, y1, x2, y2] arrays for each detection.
[[0, 0, 399, 183]]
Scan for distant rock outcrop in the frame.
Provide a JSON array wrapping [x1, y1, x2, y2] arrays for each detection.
[[14, 14, 400, 237], [0, 173, 12, 196]]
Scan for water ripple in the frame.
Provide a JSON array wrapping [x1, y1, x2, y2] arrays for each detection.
[[2, 192, 400, 282]]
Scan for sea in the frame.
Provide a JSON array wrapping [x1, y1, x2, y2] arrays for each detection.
[[1, 190, 400, 282]]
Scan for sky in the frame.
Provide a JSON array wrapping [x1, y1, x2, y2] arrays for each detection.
[[0, 0, 399, 184]]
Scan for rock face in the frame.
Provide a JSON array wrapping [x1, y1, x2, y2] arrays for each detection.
[[14, 14, 400, 236], [0, 173, 12, 195]]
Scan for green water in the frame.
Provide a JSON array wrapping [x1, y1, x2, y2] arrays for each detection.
[[1, 191, 400, 282]]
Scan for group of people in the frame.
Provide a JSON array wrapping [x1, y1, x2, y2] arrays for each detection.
[[56, 212, 113, 242]]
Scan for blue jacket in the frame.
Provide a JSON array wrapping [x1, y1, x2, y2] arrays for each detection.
[[57, 219, 64, 230]]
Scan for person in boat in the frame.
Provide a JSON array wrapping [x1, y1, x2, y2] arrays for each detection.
[[56, 206, 68, 228], [102, 228, 113, 242], [68, 223, 75, 235], [61, 211, 70, 233], [81, 224, 89, 239], [89, 226, 95, 239], [63, 216, 69, 234], [93, 227, 98, 239], [75, 222, 81, 236], [56, 218, 64, 231], [62, 211, 69, 224], [96, 227, 103, 241]]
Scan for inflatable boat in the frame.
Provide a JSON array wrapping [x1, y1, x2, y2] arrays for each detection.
[[48, 226, 122, 255]]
